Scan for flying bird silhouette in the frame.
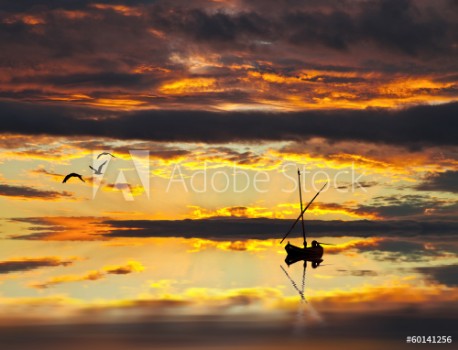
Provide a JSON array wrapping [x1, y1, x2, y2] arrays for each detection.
[[89, 160, 107, 175], [62, 173, 85, 183], [97, 152, 116, 159]]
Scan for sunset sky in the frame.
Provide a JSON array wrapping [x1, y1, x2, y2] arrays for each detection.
[[0, 0, 457, 348]]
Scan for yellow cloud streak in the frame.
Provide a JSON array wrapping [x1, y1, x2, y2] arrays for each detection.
[[310, 282, 458, 311], [187, 203, 376, 220], [282, 202, 378, 220], [159, 78, 220, 95], [187, 239, 274, 253], [188, 205, 274, 219]]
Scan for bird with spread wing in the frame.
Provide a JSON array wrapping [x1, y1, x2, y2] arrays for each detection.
[[62, 173, 85, 183], [89, 160, 107, 175]]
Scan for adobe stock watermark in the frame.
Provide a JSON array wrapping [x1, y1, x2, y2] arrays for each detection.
[[90, 150, 368, 201], [166, 162, 368, 194], [91, 150, 150, 201]]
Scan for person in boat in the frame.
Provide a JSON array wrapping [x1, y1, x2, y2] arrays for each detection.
[[311, 240, 324, 252]]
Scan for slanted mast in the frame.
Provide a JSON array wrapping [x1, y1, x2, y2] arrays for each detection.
[[297, 169, 306, 247]]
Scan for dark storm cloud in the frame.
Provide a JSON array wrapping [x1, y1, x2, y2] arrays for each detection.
[[150, 7, 272, 44], [1, 100, 458, 147], [99, 218, 458, 240], [0, 0, 155, 13], [0, 0, 455, 61], [0, 3, 168, 69], [416, 264, 458, 287], [12, 72, 156, 89], [356, 203, 425, 218], [0, 0, 457, 113], [149, 0, 455, 56], [0, 184, 73, 200], [322, 0, 449, 56], [416, 171, 458, 193], [342, 194, 458, 220], [0, 257, 74, 274]]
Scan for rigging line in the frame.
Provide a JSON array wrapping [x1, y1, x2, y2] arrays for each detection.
[[280, 182, 327, 244]]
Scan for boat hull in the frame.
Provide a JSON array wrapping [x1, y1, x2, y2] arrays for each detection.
[[284, 243, 324, 267]]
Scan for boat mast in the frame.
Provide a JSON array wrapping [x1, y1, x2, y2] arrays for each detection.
[[280, 182, 327, 244], [297, 169, 306, 247]]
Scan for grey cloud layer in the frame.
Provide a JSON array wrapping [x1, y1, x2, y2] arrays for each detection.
[[11, 217, 457, 241], [0, 184, 73, 200], [101, 218, 458, 239], [0, 257, 74, 274], [416, 171, 458, 193]]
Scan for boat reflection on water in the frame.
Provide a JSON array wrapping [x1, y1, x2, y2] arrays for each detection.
[[280, 260, 323, 334], [284, 240, 324, 268], [281, 240, 325, 328]]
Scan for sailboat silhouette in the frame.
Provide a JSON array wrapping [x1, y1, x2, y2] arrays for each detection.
[[280, 170, 327, 267]]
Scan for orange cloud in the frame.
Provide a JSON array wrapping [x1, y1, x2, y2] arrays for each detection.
[[91, 4, 141, 16], [378, 78, 455, 98], [323, 238, 383, 254], [9, 217, 113, 241], [89, 98, 147, 109], [240, 68, 457, 111], [22, 15, 45, 25]]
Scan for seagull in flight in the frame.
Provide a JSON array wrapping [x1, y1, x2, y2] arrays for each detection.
[[62, 173, 85, 183], [97, 152, 116, 159], [89, 160, 107, 175]]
